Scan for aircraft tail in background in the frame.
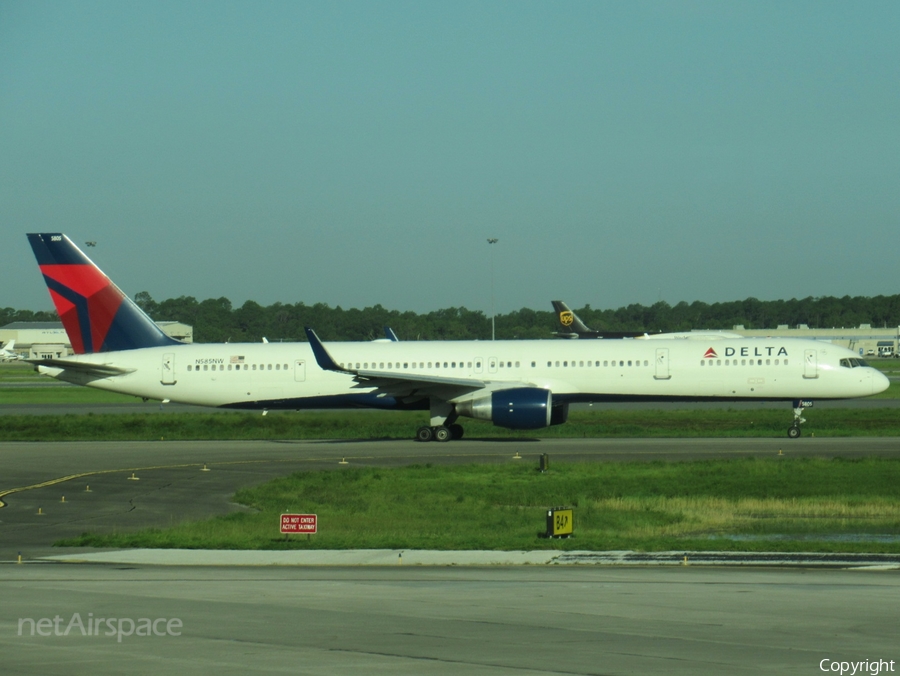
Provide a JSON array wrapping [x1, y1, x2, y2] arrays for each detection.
[[0, 339, 19, 361], [552, 300, 594, 336], [27, 234, 181, 354], [551, 300, 645, 339]]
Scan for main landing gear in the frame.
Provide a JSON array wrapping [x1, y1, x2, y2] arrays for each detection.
[[415, 424, 464, 442], [415, 400, 464, 442], [787, 399, 812, 438]]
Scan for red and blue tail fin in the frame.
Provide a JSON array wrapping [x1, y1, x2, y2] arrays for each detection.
[[28, 234, 181, 353]]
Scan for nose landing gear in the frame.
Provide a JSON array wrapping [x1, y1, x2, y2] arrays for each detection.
[[787, 399, 813, 438]]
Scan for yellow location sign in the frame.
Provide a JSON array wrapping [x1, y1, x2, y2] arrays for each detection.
[[546, 508, 574, 537]]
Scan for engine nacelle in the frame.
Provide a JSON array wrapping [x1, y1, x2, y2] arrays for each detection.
[[456, 387, 556, 430]]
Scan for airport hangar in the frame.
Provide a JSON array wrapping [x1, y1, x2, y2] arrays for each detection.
[[726, 323, 899, 357], [1, 320, 897, 359], [0, 321, 192, 359]]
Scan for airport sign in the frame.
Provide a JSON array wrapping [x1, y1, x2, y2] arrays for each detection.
[[280, 513, 317, 534]]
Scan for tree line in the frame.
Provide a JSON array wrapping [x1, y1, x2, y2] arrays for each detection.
[[3, 292, 899, 344]]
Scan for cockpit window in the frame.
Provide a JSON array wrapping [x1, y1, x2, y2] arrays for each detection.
[[840, 358, 871, 368]]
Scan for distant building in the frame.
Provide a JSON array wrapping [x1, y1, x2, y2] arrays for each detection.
[[0, 321, 193, 359], [729, 324, 899, 357]]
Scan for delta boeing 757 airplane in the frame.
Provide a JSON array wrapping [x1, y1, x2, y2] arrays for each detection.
[[27, 233, 889, 441]]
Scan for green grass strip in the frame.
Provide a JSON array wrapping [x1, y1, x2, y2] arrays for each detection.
[[3, 408, 900, 441], [59, 458, 900, 553]]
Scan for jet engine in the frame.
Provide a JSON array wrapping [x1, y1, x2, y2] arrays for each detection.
[[455, 387, 568, 430]]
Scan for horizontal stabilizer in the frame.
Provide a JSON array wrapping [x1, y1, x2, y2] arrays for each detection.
[[25, 358, 134, 377]]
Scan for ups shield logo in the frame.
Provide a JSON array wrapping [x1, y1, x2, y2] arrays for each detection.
[[559, 311, 574, 327]]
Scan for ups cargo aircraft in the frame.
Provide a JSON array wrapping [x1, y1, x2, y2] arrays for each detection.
[[552, 300, 646, 339], [27, 234, 889, 441], [552, 300, 746, 342]]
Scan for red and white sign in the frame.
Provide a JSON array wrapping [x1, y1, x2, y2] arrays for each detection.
[[280, 513, 317, 534]]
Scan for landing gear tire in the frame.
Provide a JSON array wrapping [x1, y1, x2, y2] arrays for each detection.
[[449, 424, 464, 440], [415, 426, 434, 442], [787, 425, 801, 439], [433, 426, 452, 442]]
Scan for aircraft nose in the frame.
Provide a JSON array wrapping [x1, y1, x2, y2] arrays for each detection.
[[872, 369, 891, 395]]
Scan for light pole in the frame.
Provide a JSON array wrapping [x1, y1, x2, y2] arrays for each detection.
[[487, 238, 498, 340]]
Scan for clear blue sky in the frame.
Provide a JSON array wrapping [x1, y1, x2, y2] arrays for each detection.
[[3, 1, 898, 315]]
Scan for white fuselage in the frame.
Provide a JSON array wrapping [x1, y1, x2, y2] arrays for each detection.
[[39, 337, 888, 410]]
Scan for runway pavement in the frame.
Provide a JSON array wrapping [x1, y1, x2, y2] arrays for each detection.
[[2, 563, 899, 675]]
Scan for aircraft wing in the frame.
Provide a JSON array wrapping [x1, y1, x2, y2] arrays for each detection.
[[304, 327, 530, 399], [25, 358, 135, 377]]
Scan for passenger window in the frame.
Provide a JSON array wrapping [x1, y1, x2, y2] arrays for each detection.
[[187, 365, 192, 372]]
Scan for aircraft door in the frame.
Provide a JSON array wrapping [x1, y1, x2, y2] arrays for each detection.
[[488, 357, 498, 374], [294, 360, 306, 382], [654, 348, 671, 380], [161, 353, 176, 385], [803, 349, 818, 379]]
